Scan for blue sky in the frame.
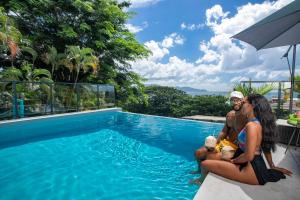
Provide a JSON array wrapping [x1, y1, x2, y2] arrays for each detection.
[[122, 0, 299, 91]]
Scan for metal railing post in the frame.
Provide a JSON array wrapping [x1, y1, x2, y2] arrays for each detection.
[[289, 44, 297, 113], [12, 81, 18, 119], [112, 86, 116, 106], [50, 83, 54, 114], [277, 82, 282, 118], [97, 84, 100, 109], [76, 84, 80, 112], [249, 78, 252, 93]]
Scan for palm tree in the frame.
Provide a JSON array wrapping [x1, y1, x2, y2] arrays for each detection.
[[21, 47, 38, 68], [233, 83, 274, 96], [21, 62, 52, 83], [62, 46, 99, 88], [41, 46, 65, 79]]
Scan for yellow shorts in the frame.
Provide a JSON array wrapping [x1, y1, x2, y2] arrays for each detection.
[[215, 139, 238, 153]]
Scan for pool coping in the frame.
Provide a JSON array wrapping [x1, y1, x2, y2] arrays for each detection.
[[0, 107, 122, 125], [193, 144, 300, 200], [123, 111, 223, 125]]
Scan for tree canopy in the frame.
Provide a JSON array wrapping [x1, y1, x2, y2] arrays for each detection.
[[127, 85, 231, 117], [0, 0, 150, 107]]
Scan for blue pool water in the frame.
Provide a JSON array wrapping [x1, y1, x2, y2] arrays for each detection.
[[0, 111, 223, 200]]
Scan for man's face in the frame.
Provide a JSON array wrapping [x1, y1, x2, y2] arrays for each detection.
[[230, 97, 243, 111]]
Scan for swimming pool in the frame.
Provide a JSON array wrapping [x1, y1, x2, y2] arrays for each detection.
[[0, 110, 223, 200]]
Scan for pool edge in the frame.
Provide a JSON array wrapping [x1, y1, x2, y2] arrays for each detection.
[[0, 107, 122, 125]]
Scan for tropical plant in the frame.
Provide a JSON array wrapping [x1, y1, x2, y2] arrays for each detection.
[[20, 62, 52, 83], [21, 46, 38, 67], [62, 45, 99, 87], [114, 71, 148, 110], [0, 1, 151, 108], [41, 46, 64, 79], [294, 76, 300, 95], [233, 83, 274, 96], [124, 85, 231, 117], [0, 7, 21, 66]]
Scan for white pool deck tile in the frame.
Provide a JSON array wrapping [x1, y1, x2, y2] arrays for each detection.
[[193, 145, 300, 200], [183, 116, 296, 127]]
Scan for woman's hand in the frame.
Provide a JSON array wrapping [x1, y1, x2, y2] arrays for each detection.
[[221, 157, 232, 162], [271, 166, 293, 176]]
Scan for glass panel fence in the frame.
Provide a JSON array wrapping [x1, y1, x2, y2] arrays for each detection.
[[0, 81, 115, 120], [240, 81, 300, 119]]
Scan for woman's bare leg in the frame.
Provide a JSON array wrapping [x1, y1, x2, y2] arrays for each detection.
[[201, 160, 259, 185]]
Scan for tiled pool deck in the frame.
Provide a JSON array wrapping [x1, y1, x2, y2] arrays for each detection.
[[194, 145, 300, 200]]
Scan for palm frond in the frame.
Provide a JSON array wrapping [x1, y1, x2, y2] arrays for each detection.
[[21, 46, 38, 62], [33, 69, 52, 79]]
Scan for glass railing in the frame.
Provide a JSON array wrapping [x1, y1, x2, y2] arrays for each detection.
[[0, 81, 115, 120], [240, 80, 300, 118]]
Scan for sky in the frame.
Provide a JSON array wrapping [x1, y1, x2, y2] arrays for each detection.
[[122, 0, 299, 91]]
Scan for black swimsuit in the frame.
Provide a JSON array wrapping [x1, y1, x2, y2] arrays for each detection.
[[232, 148, 285, 185], [234, 119, 286, 185]]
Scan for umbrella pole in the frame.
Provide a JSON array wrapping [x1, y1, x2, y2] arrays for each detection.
[[289, 44, 297, 113]]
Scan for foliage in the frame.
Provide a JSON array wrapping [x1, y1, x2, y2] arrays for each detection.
[[294, 76, 300, 95], [0, 0, 150, 74], [233, 83, 274, 96], [0, 1, 150, 107], [0, 7, 21, 65], [62, 45, 99, 87], [125, 85, 231, 117], [114, 71, 148, 110]]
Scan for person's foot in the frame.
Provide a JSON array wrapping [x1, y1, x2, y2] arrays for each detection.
[[189, 170, 200, 174], [188, 177, 204, 186]]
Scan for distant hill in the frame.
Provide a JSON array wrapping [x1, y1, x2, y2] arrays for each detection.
[[176, 86, 207, 93], [145, 84, 228, 96]]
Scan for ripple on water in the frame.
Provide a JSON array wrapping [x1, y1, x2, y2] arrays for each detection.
[[0, 129, 201, 200]]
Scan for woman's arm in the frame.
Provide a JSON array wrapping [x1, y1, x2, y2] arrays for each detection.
[[264, 150, 275, 168], [263, 151, 293, 176], [232, 123, 258, 164]]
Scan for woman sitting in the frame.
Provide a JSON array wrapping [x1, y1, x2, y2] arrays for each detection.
[[200, 94, 287, 185]]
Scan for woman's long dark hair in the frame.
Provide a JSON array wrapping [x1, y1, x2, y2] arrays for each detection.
[[247, 93, 277, 152]]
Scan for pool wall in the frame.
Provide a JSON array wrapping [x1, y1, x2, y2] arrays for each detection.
[[0, 108, 121, 148]]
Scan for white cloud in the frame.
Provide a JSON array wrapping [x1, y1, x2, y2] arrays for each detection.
[[180, 22, 205, 31], [130, 0, 298, 91], [230, 76, 249, 83], [128, 0, 162, 8], [161, 33, 185, 48], [206, 4, 229, 27], [125, 21, 148, 33], [144, 40, 169, 61], [130, 30, 224, 90], [125, 24, 143, 33], [131, 55, 223, 90], [197, 0, 298, 81], [180, 23, 186, 29]]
